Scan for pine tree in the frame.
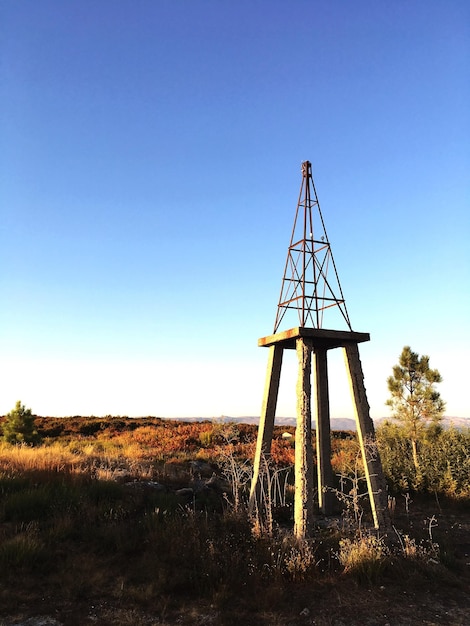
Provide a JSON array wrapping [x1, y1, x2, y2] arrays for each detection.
[[386, 346, 445, 473], [2, 401, 40, 445]]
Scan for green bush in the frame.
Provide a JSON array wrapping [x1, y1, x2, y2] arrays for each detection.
[[377, 423, 470, 497], [2, 401, 40, 445]]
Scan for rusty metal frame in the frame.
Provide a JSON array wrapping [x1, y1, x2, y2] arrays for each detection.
[[273, 161, 352, 333]]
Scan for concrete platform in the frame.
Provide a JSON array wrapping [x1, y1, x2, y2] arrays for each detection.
[[258, 327, 370, 350]]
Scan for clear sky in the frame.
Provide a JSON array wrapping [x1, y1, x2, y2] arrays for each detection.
[[1, 1, 469, 420]]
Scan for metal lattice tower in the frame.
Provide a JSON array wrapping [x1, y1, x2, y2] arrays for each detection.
[[274, 160, 352, 333], [250, 160, 390, 538]]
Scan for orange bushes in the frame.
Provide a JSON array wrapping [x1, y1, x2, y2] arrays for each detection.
[[270, 439, 295, 466], [331, 435, 360, 475], [5, 417, 364, 485]]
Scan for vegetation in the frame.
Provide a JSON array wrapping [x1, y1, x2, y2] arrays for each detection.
[[0, 412, 468, 624], [377, 420, 470, 497], [2, 400, 40, 445], [386, 346, 445, 472]]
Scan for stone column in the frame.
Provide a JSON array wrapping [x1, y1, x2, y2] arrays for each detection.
[[314, 347, 335, 515], [294, 338, 314, 538], [343, 343, 390, 530], [249, 344, 283, 513]]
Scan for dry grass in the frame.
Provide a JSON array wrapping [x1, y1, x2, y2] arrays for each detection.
[[0, 442, 78, 476], [338, 533, 389, 582]]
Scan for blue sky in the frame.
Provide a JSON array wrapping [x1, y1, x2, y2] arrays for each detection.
[[1, 1, 469, 419]]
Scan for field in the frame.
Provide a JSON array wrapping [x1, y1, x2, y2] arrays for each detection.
[[0, 415, 469, 625]]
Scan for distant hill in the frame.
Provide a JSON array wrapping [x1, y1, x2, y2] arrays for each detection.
[[166, 415, 357, 430], [441, 416, 470, 429], [166, 415, 470, 431], [374, 416, 470, 430]]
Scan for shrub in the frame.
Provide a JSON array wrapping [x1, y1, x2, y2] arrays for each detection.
[[0, 523, 46, 570], [2, 401, 40, 445], [377, 423, 470, 498], [280, 537, 319, 582], [338, 534, 389, 583], [2, 484, 60, 522]]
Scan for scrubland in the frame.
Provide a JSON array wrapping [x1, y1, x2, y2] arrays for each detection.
[[0, 415, 469, 625]]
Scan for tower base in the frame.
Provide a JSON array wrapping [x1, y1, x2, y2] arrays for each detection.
[[249, 327, 390, 538]]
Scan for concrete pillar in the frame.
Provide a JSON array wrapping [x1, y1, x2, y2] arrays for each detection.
[[249, 344, 283, 513], [314, 347, 335, 515], [343, 343, 390, 530], [294, 338, 314, 538]]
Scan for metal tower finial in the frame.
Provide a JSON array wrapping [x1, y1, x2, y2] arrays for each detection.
[[273, 161, 352, 333]]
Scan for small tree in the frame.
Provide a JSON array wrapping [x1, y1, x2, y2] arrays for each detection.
[[386, 346, 445, 473], [2, 400, 40, 445]]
